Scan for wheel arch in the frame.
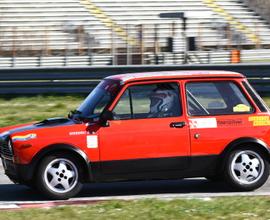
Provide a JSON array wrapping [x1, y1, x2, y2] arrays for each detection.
[[218, 137, 270, 172], [29, 143, 93, 183]]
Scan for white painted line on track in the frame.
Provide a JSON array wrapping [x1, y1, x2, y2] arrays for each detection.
[[0, 204, 20, 209]]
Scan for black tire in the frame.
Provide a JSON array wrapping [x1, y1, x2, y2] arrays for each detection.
[[224, 147, 269, 191], [35, 153, 83, 200]]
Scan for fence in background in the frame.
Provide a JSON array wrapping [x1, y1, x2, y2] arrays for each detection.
[[0, 63, 270, 95], [1, 49, 270, 67]]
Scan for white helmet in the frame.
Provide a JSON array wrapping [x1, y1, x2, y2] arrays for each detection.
[[149, 89, 177, 117]]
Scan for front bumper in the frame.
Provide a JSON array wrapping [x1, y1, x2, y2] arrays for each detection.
[[0, 135, 32, 184], [1, 156, 32, 184], [1, 156, 17, 182]]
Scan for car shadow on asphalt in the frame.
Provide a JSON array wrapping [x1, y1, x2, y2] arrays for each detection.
[[0, 178, 233, 202]]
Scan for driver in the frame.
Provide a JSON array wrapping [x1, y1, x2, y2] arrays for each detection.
[[148, 85, 179, 118]]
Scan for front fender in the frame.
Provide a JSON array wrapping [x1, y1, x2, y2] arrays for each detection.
[[25, 144, 93, 182]]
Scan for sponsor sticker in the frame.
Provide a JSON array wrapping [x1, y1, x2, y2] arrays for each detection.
[[233, 104, 251, 112], [249, 116, 270, 126], [87, 135, 98, 148], [69, 131, 87, 136], [12, 133, 37, 142], [217, 119, 243, 126], [189, 118, 217, 129]]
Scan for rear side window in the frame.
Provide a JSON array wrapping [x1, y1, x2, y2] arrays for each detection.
[[186, 81, 254, 116], [242, 81, 268, 112]]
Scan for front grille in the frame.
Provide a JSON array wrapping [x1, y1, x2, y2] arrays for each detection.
[[0, 139, 13, 159]]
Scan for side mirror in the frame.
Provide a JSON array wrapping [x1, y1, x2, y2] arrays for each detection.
[[100, 110, 113, 127]]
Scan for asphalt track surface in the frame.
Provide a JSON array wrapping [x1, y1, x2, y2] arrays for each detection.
[[1, 163, 270, 207]]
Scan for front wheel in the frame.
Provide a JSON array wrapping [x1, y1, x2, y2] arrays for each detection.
[[224, 148, 269, 191], [36, 154, 83, 199]]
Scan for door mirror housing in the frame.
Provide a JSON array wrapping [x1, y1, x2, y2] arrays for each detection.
[[100, 110, 113, 127]]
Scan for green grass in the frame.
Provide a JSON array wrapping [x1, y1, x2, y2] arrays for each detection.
[[1, 197, 270, 220], [0, 95, 84, 127]]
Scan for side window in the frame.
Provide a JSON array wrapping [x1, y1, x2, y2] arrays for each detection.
[[113, 89, 131, 119], [186, 81, 254, 116], [113, 82, 181, 120]]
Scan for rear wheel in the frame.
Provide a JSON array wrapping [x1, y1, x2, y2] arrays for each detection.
[[224, 147, 269, 191], [36, 153, 83, 199]]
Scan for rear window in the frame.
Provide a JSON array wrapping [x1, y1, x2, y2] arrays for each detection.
[[242, 81, 268, 113], [186, 81, 254, 116]]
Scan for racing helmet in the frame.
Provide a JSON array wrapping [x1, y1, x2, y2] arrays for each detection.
[[149, 89, 177, 116]]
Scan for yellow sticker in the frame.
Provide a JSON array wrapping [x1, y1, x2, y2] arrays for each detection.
[[233, 104, 250, 112], [248, 116, 270, 126]]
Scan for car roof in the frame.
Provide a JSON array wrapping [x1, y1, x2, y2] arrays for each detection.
[[106, 70, 244, 83]]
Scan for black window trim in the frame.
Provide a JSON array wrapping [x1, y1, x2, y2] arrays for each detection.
[[185, 80, 256, 117], [128, 88, 134, 118]]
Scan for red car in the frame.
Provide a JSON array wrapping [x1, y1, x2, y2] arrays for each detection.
[[1, 70, 270, 199]]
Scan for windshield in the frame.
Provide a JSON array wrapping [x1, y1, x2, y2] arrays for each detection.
[[76, 79, 121, 119]]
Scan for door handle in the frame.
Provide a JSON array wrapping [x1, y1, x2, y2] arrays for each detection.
[[170, 121, 186, 128]]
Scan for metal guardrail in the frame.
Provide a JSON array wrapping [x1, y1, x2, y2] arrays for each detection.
[[0, 63, 270, 95], [1, 49, 270, 67]]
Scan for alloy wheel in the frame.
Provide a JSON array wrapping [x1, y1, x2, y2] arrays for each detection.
[[230, 150, 264, 185], [44, 158, 79, 194]]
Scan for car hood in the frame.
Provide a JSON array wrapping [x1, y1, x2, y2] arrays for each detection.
[[0, 117, 75, 137]]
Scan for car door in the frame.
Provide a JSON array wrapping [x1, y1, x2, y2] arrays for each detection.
[[97, 80, 190, 175], [185, 79, 256, 158]]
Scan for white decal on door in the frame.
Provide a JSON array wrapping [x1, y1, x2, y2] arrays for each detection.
[[189, 118, 217, 129], [87, 135, 98, 148]]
